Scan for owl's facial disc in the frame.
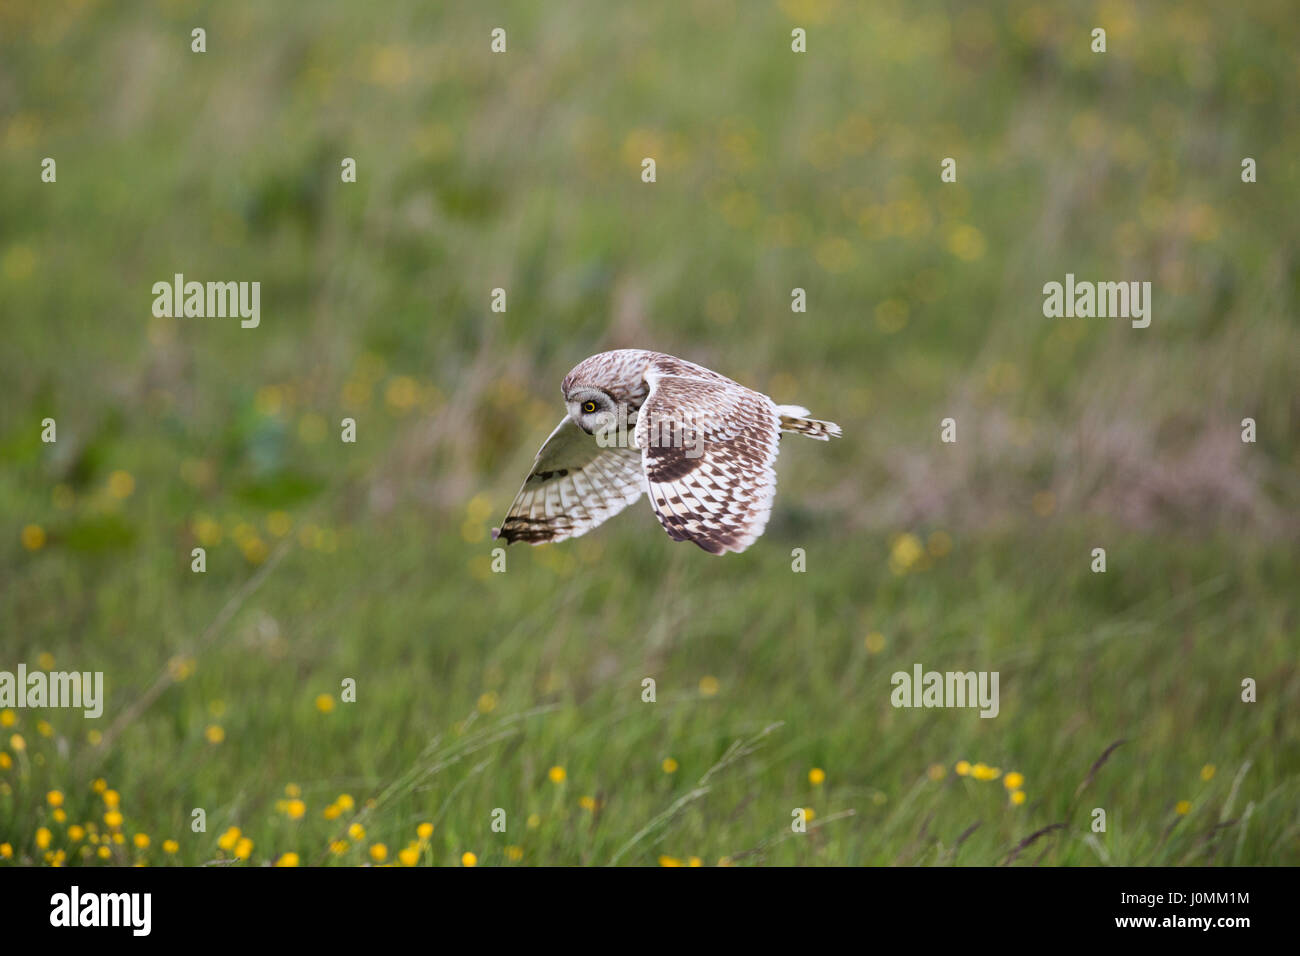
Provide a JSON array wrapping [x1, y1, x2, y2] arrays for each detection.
[[566, 387, 619, 437]]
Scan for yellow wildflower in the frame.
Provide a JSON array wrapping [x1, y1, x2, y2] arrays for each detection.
[[107, 471, 135, 499]]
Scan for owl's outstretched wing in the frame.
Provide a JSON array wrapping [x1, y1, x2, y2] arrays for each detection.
[[635, 367, 781, 555], [493, 416, 646, 545]]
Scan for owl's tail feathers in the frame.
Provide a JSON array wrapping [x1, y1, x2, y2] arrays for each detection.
[[775, 405, 842, 441]]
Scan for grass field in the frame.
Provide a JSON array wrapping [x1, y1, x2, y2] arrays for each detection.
[[1, 0, 1297, 866]]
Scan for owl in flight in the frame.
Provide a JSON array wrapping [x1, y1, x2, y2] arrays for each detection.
[[493, 349, 841, 555]]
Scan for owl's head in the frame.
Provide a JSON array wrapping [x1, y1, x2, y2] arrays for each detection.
[[564, 385, 620, 436], [561, 350, 654, 438]]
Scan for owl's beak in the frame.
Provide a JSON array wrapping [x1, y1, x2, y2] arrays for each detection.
[[565, 402, 591, 433]]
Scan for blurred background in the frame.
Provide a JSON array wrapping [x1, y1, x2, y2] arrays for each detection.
[[0, 0, 1296, 866]]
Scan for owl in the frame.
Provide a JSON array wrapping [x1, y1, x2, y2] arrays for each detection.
[[493, 349, 841, 555]]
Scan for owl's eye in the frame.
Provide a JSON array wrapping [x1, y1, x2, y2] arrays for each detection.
[[581, 400, 598, 414]]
